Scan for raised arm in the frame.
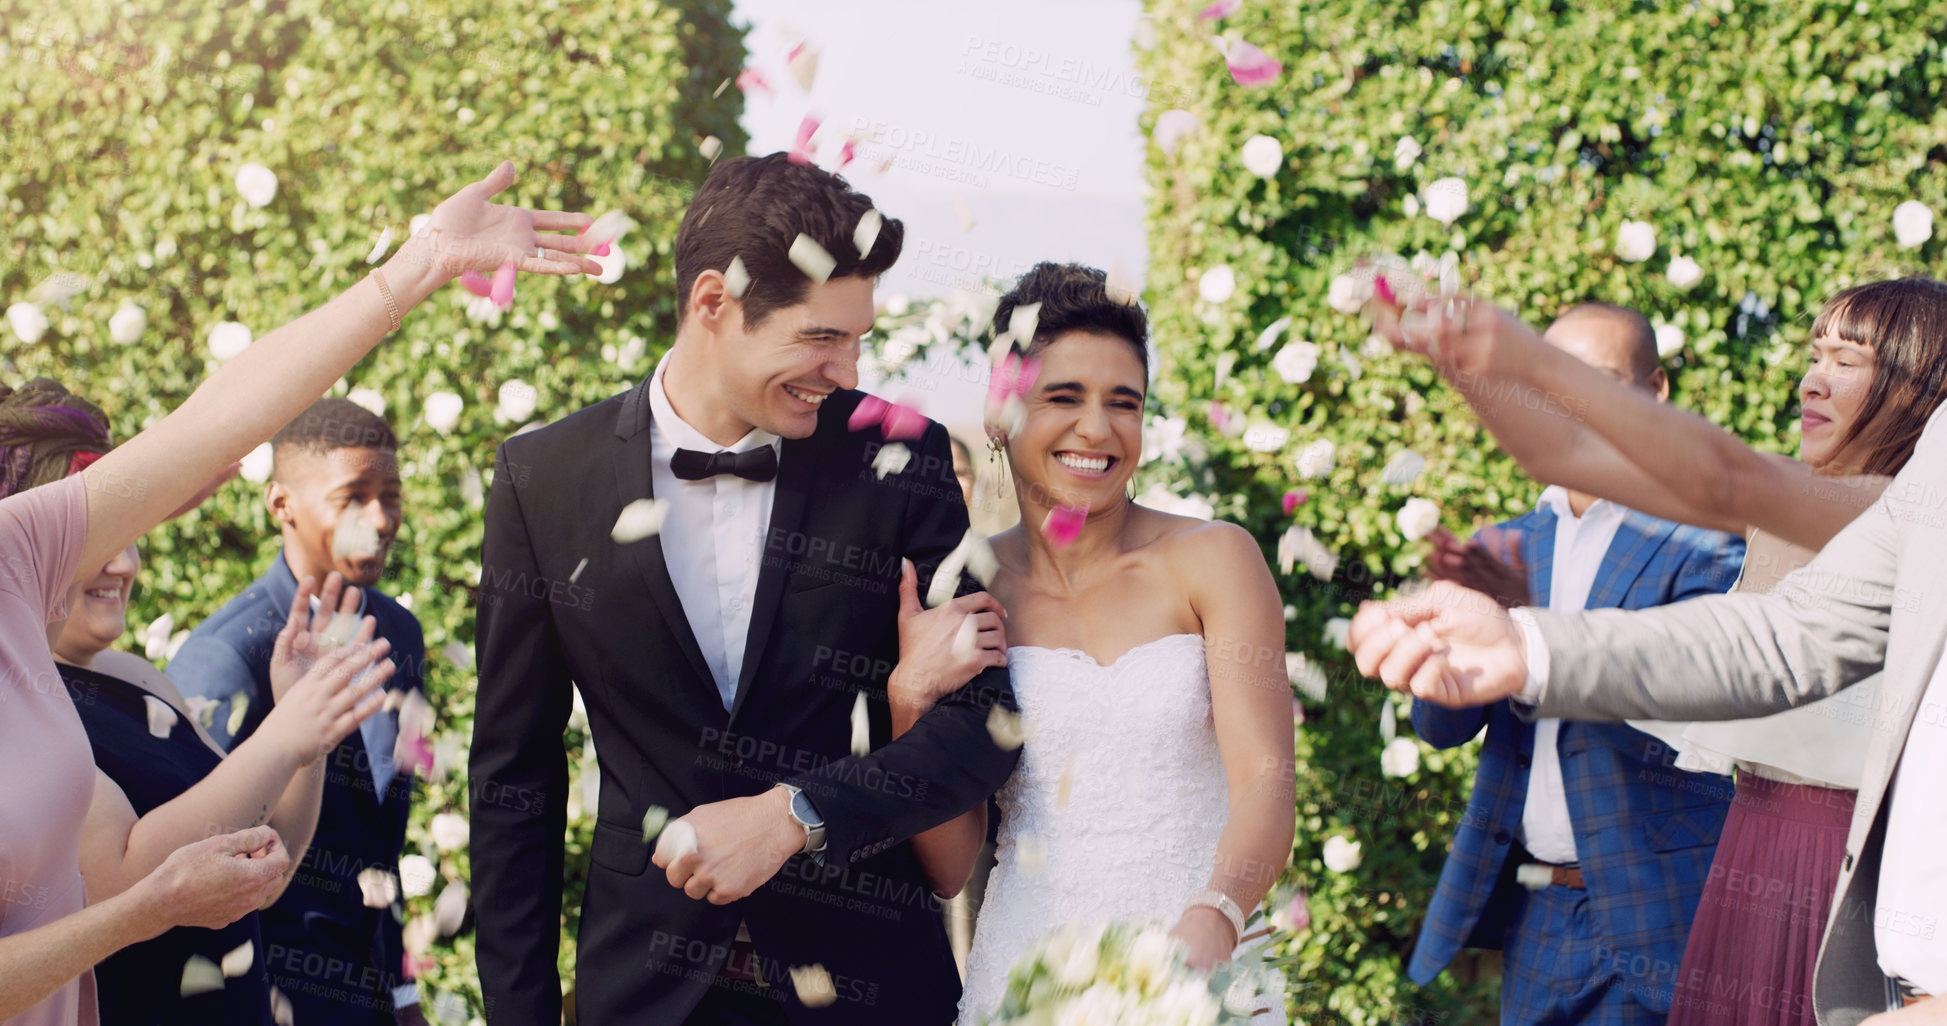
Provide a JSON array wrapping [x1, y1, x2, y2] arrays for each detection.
[[76, 162, 598, 576], [1174, 521, 1296, 969]]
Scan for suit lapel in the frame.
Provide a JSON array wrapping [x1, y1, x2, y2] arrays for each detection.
[[1520, 509, 1557, 609], [728, 433, 814, 724], [1585, 511, 1676, 610], [610, 381, 717, 693]]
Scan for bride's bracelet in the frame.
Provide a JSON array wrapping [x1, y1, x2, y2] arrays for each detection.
[[1184, 890, 1245, 940]]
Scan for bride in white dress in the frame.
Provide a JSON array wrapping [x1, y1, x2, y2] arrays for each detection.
[[884, 263, 1296, 1025]]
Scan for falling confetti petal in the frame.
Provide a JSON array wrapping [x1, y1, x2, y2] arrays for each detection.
[[872, 442, 912, 479], [788, 44, 821, 92], [1007, 302, 1042, 347], [226, 694, 249, 737], [849, 395, 928, 441], [1152, 109, 1202, 156], [1254, 315, 1292, 352], [459, 271, 494, 298], [180, 955, 225, 997], [612, 498, 671, 543], [432, 880, 469, 937], [1056, 760, 1073, 810], [185, 695, 219, 727], [489, 262, 517, 309], [787, 233, 836, 284], [580, 210, 637, 256], [850, 691, 870, 755], [1226, 39, 1282, 88], [986, 704, 1028, 750], [853, 209, 883, 258], [787, 115, 821, 165], [1105, 263, 1141, 306], [1041, 503, 1088, 549], [1381, 450, 1427, 487], [357, 867, 399, 910], [953, 195, 976, 231], [1240, 134, 1283, 178], [641, 805, 670, 843], [331, 508, 384, 561], [949, 612, 979, 664], [382, 688, 406, 714], [144, 695, 179, 739], [365, 226, 393, 265], [271, 988, 293, 1026], [736, 67, 773, 98], [699, 135, 722, 162], [928, 529, 1000, 606], [712, 78, 731, 99], [724, 256, 751, 298], [654, 819, 698, 863], [790, 964, 839, 1008], [1282, 489, 1308, 515], [1198, 0, 1242, 19], [569, 558, 588, 584], [220, 940, 254, 978]]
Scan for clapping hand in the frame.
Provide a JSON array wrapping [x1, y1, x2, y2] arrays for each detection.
[[259, 573, 394, 767], [1347, 580, 1531, 709], [1424, 525, 1530, 608]]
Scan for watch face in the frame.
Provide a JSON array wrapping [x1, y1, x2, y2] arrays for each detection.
[[790, 790, 824, 827]]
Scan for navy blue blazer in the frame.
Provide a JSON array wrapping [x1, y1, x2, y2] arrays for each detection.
[[1407, 503, 1745, 1014], [171, 551, 425, 1026]]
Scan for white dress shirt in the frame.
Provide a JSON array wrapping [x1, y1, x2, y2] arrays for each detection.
[[1876, 640, 1947, 994], [1519, 486, 1629, 864], [648, 357, 780, 710]]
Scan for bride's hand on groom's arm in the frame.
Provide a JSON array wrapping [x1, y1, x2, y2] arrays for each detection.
[[651, 788, 804, 905], [888, 559, 1007, 735]]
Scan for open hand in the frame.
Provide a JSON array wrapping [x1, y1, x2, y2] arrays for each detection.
[[652, 789, 803, 905], [260, 577, 395, 766], [269, 573, 355, 700], [1424, 525, 1530, 608], [1364, 275, 1537, 384], [390, 161, 604, 284], [889, 558, 1006, 716], [1347, 581, 1529, 708]]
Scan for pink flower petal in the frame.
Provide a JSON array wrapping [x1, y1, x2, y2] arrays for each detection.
[[838, 138, 858, 170], [1373, 274, 1397, 306], [490, 261, 517, 309], [1226, 39, 1283, 88], [460, 271, 494, 298], [736, 67, 773, 99], [402, 953, 436, 981], [788, 115, 822, 166], [848, 394, 890, 433], [1282, 489, 1308, 516], [1207, 400, 1235, 433], [880, 402, 928, 441], [1042, 504, 1088, 549], [1199, 0, 1242, 20]]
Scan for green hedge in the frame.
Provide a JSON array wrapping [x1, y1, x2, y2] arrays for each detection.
[[1133, 0, 1945, 1022], [2, 1, 744, 1018]]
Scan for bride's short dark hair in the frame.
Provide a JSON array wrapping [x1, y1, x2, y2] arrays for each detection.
[[992, 263, 1149, 374]]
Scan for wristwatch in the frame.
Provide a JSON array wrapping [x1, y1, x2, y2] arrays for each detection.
[[774, 783, 827, 855]]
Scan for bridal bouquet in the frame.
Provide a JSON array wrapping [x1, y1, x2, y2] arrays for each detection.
[[981, 921, 1283, 1025]]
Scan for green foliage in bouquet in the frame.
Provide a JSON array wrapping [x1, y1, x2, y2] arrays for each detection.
[[1133, 0, 1946, 1021], [987, 921, 1283, 1026], [0, 0, 745, 1016]]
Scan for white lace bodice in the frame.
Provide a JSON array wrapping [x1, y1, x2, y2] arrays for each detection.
[[956, 633, 1284, 1024]]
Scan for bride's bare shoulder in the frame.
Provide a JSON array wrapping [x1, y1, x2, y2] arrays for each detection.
[[1139, 510, 1265, 572]]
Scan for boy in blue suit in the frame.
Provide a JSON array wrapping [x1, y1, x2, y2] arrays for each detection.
[[1408, 305, 1745, 1025], [172, 398, 427, 1026]]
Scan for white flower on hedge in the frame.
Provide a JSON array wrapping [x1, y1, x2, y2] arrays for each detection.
[[240, 443, 274, 484], [1322, 835, 1363, 873], [109, 303, 146, 344], [593, 241, 628, 284], [1295, 439, 1336, 479], [429, 812, 469, 852], [1272, 341, 1319, 384], [1240, 134, 1282, 178], [1423, 177, 1468, 225], [6, 303, 48, 345], [1197, 265, 1235, 304], [1614, 219, 1657, 262], [1393, 135, 1422, 172], [496, 379, 537, 423], [1243, 424, 1290, 452], [615, 335, 647, 368], [398, 854, 438, 898], [1380, 737, 1421, 778], [208, 321, 252, 361], [236, 163, 278, 208], [1396, 497, 1441, 541], [1278, 524, 1338, 580], [1656, 323, 1686, 358], [1381, 449, 1426, 486], [423, 391, 464, 435], [1141, 415, 1187, 465], [1323, 617, 1351, 650], [1666, 255, 1704, 290], [1137, 483, 1213, 520], [1326, 273, 1369, 315], [347, 388, 386, 417], [1153, 109, 1201, 155], [1894, 200, 1935, 249]]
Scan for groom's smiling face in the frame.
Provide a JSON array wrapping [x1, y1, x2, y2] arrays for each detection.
[[720, 274, 877, 440]]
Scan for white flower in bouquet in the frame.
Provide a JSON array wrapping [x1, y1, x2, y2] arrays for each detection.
[[1656, 323, 1686, 358], [1614, 219, 1657, 262], [1152, 979, 1223, 1026], [1894, 200, 1934, 249], [1294, 439, 1335, 479], [1381, 736, 1421, 778], [1271, 341, 1319, 384], [1396, 497, 1441, 541], [1123, 927, 1179, 995], [1198, 266, 1235, 304], [1423, 177, 1468, 225], [1322, 835, 1363, 873], [1666, 255, 1704, 290], [235, 163, 279, 208], [1240, 134, 1282, 178], [1050, 924, 1106, 988], [1326, 273, 1369, 315]]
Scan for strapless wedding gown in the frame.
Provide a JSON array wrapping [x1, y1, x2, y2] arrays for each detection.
[[956, 633, 1287, 1025]]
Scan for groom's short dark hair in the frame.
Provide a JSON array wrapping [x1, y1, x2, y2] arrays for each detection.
[[993, 262, 1150, 376], [674, 153, 904, 328]]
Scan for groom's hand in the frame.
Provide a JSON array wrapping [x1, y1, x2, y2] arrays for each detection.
[[653, 788, 804, 905], [1347, 581, 1531, 708]]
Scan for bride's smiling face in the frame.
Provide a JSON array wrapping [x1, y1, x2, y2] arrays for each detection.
[[1010, 329, 1147, 511]]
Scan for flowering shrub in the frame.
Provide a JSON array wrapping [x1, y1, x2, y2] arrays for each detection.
[[1134, 0, 1945, 1021]]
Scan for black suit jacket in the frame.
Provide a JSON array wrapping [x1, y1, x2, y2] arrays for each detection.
[[470, 383, 1021, 1025]]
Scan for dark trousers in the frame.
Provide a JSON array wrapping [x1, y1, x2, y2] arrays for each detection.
[[683, 978, 792, 1026]]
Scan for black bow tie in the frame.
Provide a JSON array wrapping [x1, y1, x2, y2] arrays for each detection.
[[670, 446, 779, 483]]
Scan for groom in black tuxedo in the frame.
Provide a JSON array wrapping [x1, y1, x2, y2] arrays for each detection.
[[471, 153, 1021, 1026]]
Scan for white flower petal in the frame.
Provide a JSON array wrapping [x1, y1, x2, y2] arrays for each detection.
[[1322, 835, 1363, 873], [871, 441, 911, 479], [1272, 341, 1319, 384], [611, 498, 671, 542], [109, 303, 146, 344], [853, 209, 883, 258], [423, 391, 463, 435], [1615, 219, 1658, 262], [1240, 134, 1282, 178], [208, 321, 253, 361], [1423, 177, 1468, 225], [1153, 109, 1202, 155], [1666, 255, 1704, 290], [180, 955, 226, 997], [429, 812, 470, 853], [724, 256, 751, 298], [356, 867, 399, 909], [235, 163, 278, 208], [1381, 449, 1426, 486], [1894, 200, 1935, 249], [144, 695, 179, 739], [1295, 439, 1336, 479], [1198, 265, 1236, 304], [365, 226, 393, 265], [1656, 323, 1686, 358], [220, 940, 255, 979], [1396, 497, 1442, 541], [399, 854, 438, 898], [1381, 737, 1421, 778]]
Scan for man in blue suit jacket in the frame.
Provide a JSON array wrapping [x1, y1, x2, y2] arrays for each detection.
[[172, 398, 427, 1026], [1408, 305, 1746, 1025]]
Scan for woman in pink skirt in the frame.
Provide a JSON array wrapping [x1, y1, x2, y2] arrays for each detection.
[[0, 162, 600, 1026]]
